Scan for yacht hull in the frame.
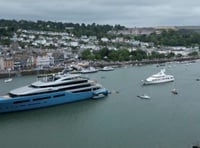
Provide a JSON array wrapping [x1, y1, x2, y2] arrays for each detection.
[[0, 89, 108, 113], [143, 79, 174, 85]]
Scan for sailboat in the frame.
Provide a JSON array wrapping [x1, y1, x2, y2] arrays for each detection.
[[4, 69, 13, 83]]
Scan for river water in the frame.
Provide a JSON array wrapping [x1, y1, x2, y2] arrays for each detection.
[[0, 61, 200, 148]]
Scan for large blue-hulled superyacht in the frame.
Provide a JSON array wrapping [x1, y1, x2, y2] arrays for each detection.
[[0, 73, 109, 113]]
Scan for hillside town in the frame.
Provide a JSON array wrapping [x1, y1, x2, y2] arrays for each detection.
[[0, 25, 199, 75]]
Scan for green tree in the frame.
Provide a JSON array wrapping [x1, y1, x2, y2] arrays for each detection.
[[135, 29, 200, 47], [130, 49, 147, 61], [188, 51, 199, 57], [108, 50, 118, 61], [166, 52, 175, 58], [81, 49, 92, 60], [118, 49, 130, 61]]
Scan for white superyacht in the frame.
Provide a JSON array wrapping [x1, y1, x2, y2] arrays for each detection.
[[143, 69, 174, 85]]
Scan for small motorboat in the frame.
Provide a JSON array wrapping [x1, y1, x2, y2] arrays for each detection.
[[4, 78, 13, 83], [101, 66, 114, 71], [137, 94, 151, 99], [192, 145, 200, 148], [92, 88, 109, 99], [196, 78, 200, 81], [171, 88, 178, 95], [81, 67, 98, 74]]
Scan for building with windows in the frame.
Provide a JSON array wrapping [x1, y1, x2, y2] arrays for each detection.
[[36, 54, 54, 69], [4, 58, 14, 71]]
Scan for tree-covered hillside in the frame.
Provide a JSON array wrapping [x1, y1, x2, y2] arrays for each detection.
[[0, 19, 125, 38], [135, 30, 200, 47]]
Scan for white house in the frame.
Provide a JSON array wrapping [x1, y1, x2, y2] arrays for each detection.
[[70, 41, 79, 47], [101, 37, 109, 42], [36, 54, 54, 68]]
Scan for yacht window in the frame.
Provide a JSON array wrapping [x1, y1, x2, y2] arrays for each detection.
[[54, 77, 60, 81], [47, 76, 54, 81], [31, 79, 88, 88], [61, 78, 70, 81], [30, 85, 39, 88], [65, 84, 91, 90], [33, 96, 51, 101], [53, 94, 65, 98], [13, 100, 30, 104], [93, 87, 100, 91], [73, 88, 92, 93]]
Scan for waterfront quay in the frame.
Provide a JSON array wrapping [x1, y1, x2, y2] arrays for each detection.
[[0, 56, 198, 79], [0, 68, 63, 79]]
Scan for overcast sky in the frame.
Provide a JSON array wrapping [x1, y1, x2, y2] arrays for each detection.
[[0, 0, 200, 27]]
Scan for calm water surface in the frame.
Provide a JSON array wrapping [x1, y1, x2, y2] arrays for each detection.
[[0, 61, 200, 148]]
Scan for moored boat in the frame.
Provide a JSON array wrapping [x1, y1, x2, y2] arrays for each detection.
[[171, 88, 178, 95], [137, 94, 151, 99], [4, 78, 13, 83], [143, 69, 174, 85], [81, 67, 98, 74], [100, 66, 114, 71], [0, 73, 109, 113]]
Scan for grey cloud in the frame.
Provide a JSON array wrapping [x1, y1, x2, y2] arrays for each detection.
[[0, 0, 200, 27]]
